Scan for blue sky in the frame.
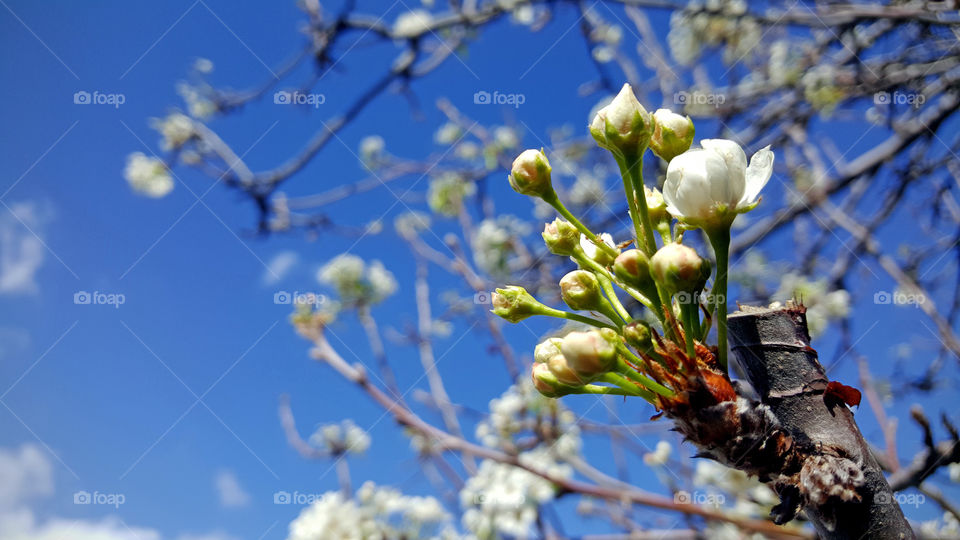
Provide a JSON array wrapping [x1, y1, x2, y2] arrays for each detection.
[[1, 1, 958, 538]]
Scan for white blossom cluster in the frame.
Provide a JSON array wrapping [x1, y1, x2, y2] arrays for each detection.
[[287, 481, 457, 540], [317, 254, 398, 306], [428, 173, 477, 217], [462, 379, 579, 539], [667, 0, 761, 66], [773, 273, 850, 337], [693, 460, 779, 521], [176, 81, 216, 119], [309, 419, 371, 455], [149, 112, 195, 151], [394, 210, 432, 240], [460, 449, 571, 539], [393, 9, 433, 38], [472, 216, 530, 278], [920, 511, 960, 538], [123, 152, 174, 198]]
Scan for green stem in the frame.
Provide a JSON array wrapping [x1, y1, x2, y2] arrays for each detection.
[[595, 272, 632, 323], [598, 372, 657, 403], [624, 153, 658, 256], [573, 250, 658, 315], [580, 384, 650, 397], [615, 358, 675, 398], [540, 306, 617, 330], [543, 192, 618, 258], [679, 301, 698, 360], [614, 155, 644, 247], [706, 227, 731, 373]]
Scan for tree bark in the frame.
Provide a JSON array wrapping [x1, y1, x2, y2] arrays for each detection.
[[727, 304, 914, 539]]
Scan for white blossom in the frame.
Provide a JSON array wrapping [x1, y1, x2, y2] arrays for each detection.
[[318, 254, 397, 306], [394, 9, 433, 38], [124, 152, 174, 198], [642, 441, 672, 466], [309, 419, 371, 455], [662, 139, 774, 228], [578, 232, 615, 260], [150, 113, 194, 151]]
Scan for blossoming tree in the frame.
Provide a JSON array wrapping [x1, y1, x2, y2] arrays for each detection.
[[126, 1, 960, 538]]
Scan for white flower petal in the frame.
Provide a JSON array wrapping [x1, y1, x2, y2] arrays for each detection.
[[702, 138, 747, 184], [740, 145, 774, 207]]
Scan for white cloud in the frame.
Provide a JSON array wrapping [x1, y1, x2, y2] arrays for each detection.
[[0, 202, 47, 295], [214, 470, 250, 508], [0, 444, 240, 540], [0, 444, 54, 508], [262, 251, 298, 285]]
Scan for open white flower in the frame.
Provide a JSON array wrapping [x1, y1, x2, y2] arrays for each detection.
[[662, 139, 774, 229], [578, 232, 616, 264]]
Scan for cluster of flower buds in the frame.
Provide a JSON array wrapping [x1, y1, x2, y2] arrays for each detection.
[[497, 82, 775, 398]]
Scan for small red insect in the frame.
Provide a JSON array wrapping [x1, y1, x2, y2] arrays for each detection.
[[824, 381, 862, 408]]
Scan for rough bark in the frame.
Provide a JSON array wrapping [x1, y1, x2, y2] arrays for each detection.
[[728, 304, 914, 539]]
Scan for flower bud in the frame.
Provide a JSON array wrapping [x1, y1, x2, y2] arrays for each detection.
[[559, 270, 604, 312], [547, 353, 586, 386], [492, 286, 547, 323], [650, 109, 694, 162], [623, 321, 653, 353], [613, 249, 653, 290], [542, 218, 579, 255], [650, 244, 711, 294], [560, 329, 618, 378], [534, 337, 564, 364], [579, 233, 618, 267], [645, 186, 670, 223], [509, 149, 554, 199], [531, 363, 575, 398], [589, 84, 654, 159]]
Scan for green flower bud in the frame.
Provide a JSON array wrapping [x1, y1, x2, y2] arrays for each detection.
[[492, 286, 547, 323], [547, 353, 587, 386], [509, 149, 554, 199], [650, 244, 711, 295], [534, 337, 563, 364], [531, 362, 575, 398], [579, 232, 619, 267], [542, 218, 579, 255], [623, 321, 653, 353], [613, 249, 653, 289], [650, 109, 695, 162], [645, 186, 670, 224], [560, 329, 618, 378], [559, 270, 604, 311], [589, 84, 654, 159]]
